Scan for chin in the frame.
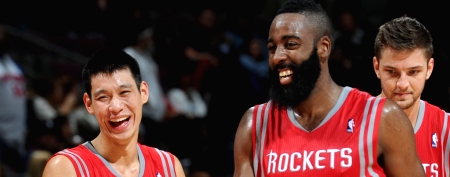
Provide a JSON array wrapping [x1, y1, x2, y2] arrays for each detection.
[[395, 100, 414, 110]]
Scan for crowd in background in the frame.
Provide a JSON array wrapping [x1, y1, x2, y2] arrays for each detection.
[[1, 0, 450, 177]]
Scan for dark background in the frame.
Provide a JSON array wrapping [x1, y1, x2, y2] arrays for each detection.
[[1, 0, 449, 176]]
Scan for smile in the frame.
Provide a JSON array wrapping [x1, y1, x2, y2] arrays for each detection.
[[279, 70, 293, 78], [110, 117, 129, 122]]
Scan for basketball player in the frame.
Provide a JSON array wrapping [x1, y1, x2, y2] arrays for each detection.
[[233, 0, 425, 176], [373, 16, 450, 177], [42, 47, 185, 177]]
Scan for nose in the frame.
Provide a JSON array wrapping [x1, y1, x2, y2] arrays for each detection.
[[109, 96, 124, 115], [271, 46, 287, 66], [396, 73, 410, 91]]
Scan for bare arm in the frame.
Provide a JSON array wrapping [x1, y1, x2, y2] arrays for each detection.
[[174, 155, 186, 177], [233, 107, 255, 177], [42, 155, 77, 177], [378, 99, 425, 177]]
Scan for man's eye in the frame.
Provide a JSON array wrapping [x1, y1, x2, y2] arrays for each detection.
[[287, 42, 297, 47], [386, 70, 396, 74], [410, 70, 419, 74], [98, 96, 108, 100]]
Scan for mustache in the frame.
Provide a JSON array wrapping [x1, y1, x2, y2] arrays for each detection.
[[273, 63, 296, 71]]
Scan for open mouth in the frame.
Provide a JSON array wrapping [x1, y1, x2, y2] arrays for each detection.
[[279, 70, 293, 78], [279, 70, 293, 85], [109, 117, 130, 127]]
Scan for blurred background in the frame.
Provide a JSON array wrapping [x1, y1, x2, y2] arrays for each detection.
[[0, 0, 449, 177]]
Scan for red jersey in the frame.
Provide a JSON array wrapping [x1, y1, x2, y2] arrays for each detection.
[[49, 142, 177, 177], [251, 87, 387, 176], [414, 100, 450, 177]]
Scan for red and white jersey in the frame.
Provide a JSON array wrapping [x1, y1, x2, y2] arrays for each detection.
[[414, 100, 450, 177], [49, 142, 177, 177], [251, 87, 387, 176]]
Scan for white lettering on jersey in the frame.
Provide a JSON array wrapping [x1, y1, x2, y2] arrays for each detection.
[[422, 163, 439, 177], [266, 148, 352, 174], [290, 152, 301, 171]]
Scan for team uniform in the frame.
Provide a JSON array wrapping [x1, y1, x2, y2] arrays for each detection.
[[251, 87, 387, 176], [414, 100, 450, 177], [49, 142, 177, 177]]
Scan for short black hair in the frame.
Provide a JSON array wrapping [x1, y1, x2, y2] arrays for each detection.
[[374, 16, 433, 61], [276, 0, 333, 44], [81, 46, 142, 98]]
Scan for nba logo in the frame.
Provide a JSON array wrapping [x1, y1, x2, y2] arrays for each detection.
[[347, 118, 355, 133], [431, 133, 438, 148], [156, 172, 162, 177]]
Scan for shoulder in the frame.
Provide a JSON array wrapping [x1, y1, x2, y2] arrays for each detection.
[[236, 106, 257, 135], [421, 100, 450, 127], [422, 100, 448, 114], [243, 106, 256, 121], [376, 99, 415, 149], [240, 104, 264, 127], [138, 143, 158, 153], [237, 101, 274, 130], [236, 102, 272, 134], [345, 87, 373, 99], [42, 154, 77, 177], [172, 153, 186, 177], [378, 99, 412, 132], [138, 144, 175, 159], [138, 144, 185, 176], [336, 86, 374, 104], [380, 98, 404, 118]]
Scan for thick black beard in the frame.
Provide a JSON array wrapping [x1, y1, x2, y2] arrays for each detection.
[[268, 47, 321, 108]]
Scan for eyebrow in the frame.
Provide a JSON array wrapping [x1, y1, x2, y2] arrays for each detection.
[[92, 83, 134, 97], [382, 65, 424, 70], [267, 35, 301, 44]]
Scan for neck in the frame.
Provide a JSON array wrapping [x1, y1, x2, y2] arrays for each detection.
[[91, 134, 139, 166], [292, 72, 343, 131], [402, 99, 422, 127]]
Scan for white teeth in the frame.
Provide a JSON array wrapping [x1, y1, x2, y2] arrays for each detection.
[[279, 70, 293, 77], [110, 117, 128, 122]]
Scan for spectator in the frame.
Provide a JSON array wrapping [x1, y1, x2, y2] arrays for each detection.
[[0, 25, 28, 177]]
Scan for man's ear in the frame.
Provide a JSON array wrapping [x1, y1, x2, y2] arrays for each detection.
[[426, 58, 434, 80], [140, 81, 149, 104], [373, 57, 381, 79], [83, 93, 94, 114], [317, 36, 331, 62]]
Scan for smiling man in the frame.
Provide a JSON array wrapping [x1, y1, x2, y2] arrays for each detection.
[[373, 16, 450, 177], [42, 47, 185, 177], [233, 0, 425, 176]]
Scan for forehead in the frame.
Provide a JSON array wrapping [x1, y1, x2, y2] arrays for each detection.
[[379, 48, 428, 66], [90, 69, 135, 88], [269, 13, 314, 42]]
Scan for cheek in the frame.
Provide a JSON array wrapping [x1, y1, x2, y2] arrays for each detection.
[[124, 97, 140, 111], [411, 77, 426, 90], [91, 102, 110, 116], [95, 107, 108, 118], [380, 77, 397, 89]]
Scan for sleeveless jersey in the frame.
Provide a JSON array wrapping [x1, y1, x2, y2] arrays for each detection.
[[414, 100, 450, 177], [49, 142, 177, 177], [252, 87, 387, 176]]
